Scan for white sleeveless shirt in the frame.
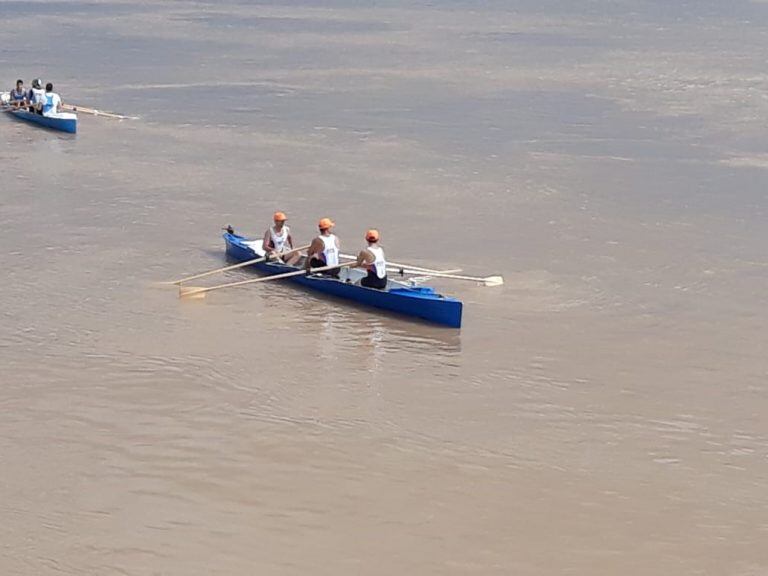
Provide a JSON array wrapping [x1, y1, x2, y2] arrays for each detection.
[[269, 225, 290, 253], [30, 88, 45, 106], [366, 246, 386, 279], [42, 92, 61, 116], [320, 234, 339, 266]]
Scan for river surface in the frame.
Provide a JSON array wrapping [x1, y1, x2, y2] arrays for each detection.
[[1, 1, 767, 574]]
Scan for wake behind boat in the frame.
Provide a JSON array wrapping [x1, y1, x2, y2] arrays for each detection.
[[221, 231, 464, 328]]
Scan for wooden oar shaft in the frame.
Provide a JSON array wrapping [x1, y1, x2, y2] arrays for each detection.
[[180, 261, 355, 298], [394, 267, 462, 275], [172, 243, 309, 284], [339, 252, 459, 275], [400, 269, 504, 285], [61, 103, 136, 120]]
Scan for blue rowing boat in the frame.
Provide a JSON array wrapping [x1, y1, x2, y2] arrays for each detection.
[[224, 232, 463, 328], [3, 107, 77, 133]]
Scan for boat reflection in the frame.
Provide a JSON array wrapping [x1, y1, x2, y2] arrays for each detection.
[[310, 306, 462, 377]]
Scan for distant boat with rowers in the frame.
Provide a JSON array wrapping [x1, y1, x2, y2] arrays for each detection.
[[1, 90, 77, 134], [218, 231, 464, 328], [2, 106, 77, 133]]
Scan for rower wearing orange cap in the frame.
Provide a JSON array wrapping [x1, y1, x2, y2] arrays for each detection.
[[355, 229, 387, 289], [263, 211, 300, 265], [306, 217, 340, 277]]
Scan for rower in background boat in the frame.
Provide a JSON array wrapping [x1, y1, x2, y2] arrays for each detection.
[[9, 79, 26, 108], [41, 83, 63, 117], [27, 78, 45, 114], [306, 217, 340, 278], [354, 229, 387, 289], [262, 211, 300, 265]]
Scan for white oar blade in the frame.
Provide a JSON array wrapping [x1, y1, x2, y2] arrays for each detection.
[[179, 286, 206, 299], [398, 269, 504, 286]]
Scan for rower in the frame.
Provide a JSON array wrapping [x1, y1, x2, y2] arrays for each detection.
[[41, 83, 62, 117], [355, 229, 388, 289], [28, 79, 45, 114], [306, 217, 340, 278], [262, 211, 300, 265], [9, 79, 26, 108]]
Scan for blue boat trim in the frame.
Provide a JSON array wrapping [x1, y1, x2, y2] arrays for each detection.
[[223, 232, 463, 328], [4, 108, 77, 133]]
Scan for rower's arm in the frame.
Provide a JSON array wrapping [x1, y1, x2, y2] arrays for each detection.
[[356, 249, 373, 268], [305, 237, 324, 269], [262, 229, 273, 253]]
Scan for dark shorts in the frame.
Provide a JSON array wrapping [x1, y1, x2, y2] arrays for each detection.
[[361, 272, 387, 290], [309, 257, 339, 278]]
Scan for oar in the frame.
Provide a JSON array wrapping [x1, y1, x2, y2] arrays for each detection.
[[61, 103, 138, 120], [1, 97, 28, 111], [180, 261, 355, 299], [0, 93, 27, 110], [338, 252, 461, 275], [399, 269, 504, 287], [165, 244, 310, 285], [393, 266, 462, 275]]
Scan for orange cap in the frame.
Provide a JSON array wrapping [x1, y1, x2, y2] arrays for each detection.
[[273, 211, 287, 222], [365, 229, 380, 242], [318, 217, 334, 230]]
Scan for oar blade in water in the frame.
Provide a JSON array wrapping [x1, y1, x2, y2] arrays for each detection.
[[398, 269, 504, 287], [483, 275, 504, 287], [179, 286, 207, 299]]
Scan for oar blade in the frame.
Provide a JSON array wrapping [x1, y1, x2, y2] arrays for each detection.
[[179, 286, 207, 299], [482, 276, 504, 287]]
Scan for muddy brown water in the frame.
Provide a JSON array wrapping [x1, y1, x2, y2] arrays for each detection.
[[1, 1, 767, 574]]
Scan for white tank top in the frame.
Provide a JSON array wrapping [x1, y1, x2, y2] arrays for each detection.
[[366, 246, 386, 279], [320, 234, 339, 266], [269, 225, 290, 252], [31, 88, 45, 105]]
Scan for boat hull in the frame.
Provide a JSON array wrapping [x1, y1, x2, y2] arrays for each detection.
[[5, 108, 77, 133], [224, 232, 463, 328]]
